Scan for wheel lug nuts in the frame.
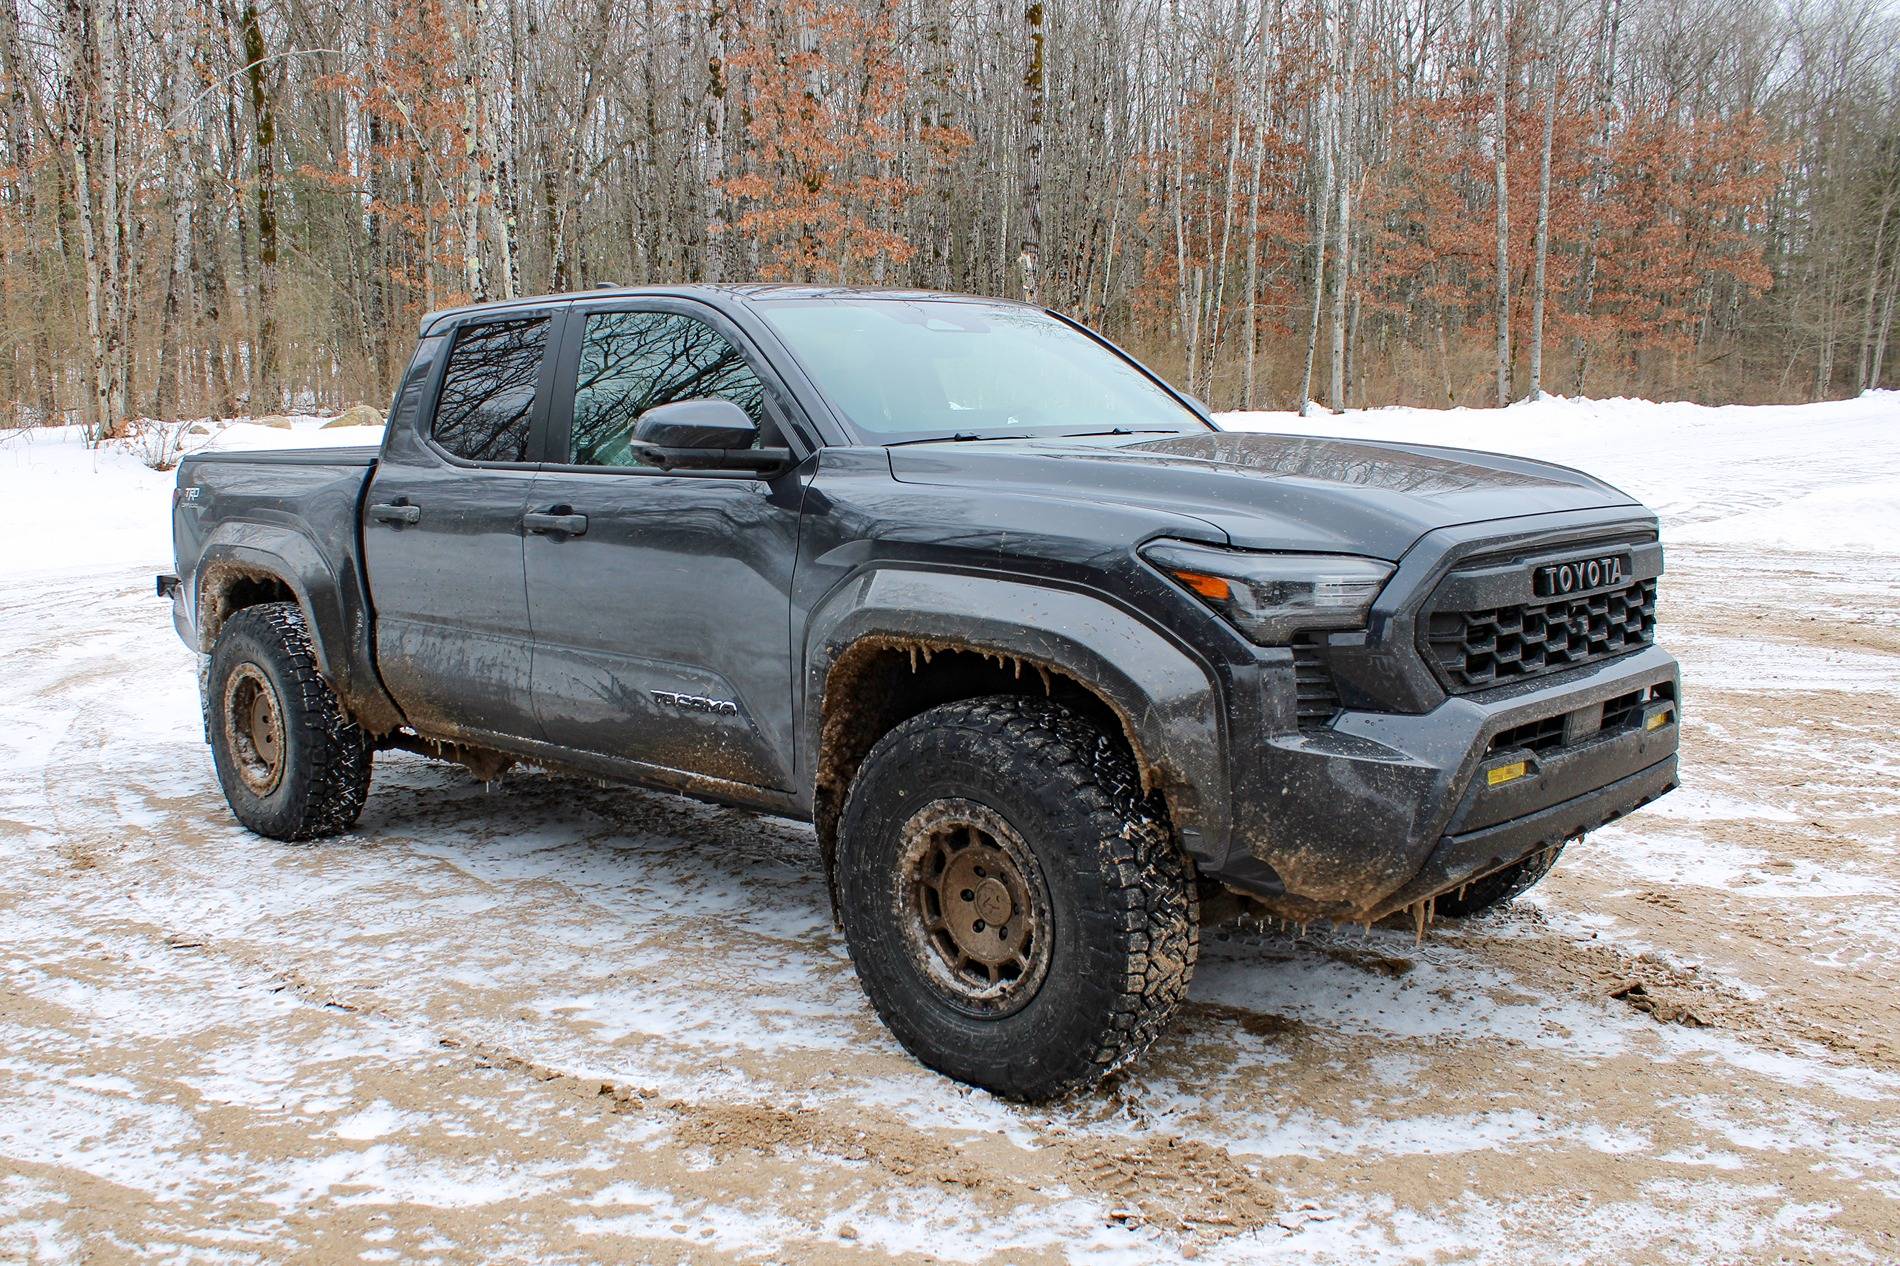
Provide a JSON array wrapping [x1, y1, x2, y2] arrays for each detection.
[[961, 889, 975, 902], [973, 919, 986, 932]]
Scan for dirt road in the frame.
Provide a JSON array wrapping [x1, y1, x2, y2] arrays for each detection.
[[3, 458, 1898, 1263]]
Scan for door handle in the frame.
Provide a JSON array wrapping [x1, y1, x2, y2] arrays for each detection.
[[523, 509, 588, 537], [369, 502, 421, 525]]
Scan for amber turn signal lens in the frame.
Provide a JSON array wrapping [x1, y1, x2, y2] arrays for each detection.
[[1170, 569, 1232, 602], [1487, 760, 1529, 787]]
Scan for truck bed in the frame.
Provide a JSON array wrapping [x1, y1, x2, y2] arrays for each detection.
[[181, 444, 380, 468]]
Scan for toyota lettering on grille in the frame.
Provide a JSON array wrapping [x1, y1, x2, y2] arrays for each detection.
[[1533, 552, 1630, 598]]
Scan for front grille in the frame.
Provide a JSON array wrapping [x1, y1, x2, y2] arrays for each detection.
[[1426, 577, 1658, 692], [1292, 640, 1341, 727]]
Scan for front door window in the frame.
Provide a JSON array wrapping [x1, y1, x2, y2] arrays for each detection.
[[570, 311, 767, 466]]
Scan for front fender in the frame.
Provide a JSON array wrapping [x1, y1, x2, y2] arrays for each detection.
[[801, 566, 1230, 864]]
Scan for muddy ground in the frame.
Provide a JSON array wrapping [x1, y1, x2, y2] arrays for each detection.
[[2, 535, 1897, 1264]]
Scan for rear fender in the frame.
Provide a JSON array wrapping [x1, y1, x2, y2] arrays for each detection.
[[192, 525, 403, 735]]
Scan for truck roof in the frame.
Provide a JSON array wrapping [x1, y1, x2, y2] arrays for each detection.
[[418, 283, 1021, 336]]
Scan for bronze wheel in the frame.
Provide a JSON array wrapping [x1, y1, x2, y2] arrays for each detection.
[[896, 798, 1052, 1016], [223, 662, 286, 796], [837, 697, 1198, 1100], [206, 603, 371, 841]]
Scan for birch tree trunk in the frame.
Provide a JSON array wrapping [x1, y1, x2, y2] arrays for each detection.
[[1328, 0, 1359, 413], [1242, 117, 1264, 409], [1171, 158, 1197, 387], [1871, 254, 1900, 388], [456, 3, 487, 301], [482, 0, 520, 300], [99, 0, 126, 425], [1571, 0, 1618, 395], [1019, 1, 1045, 304], [1298, 0, 1332, 416], [240, 2, 280, 406], [1528, 33, 1556, 400], [1298, 147, 1333, 415], [1856, 170, 1898, 390], [1492, 0, 1512, 407], [1203, 0, 1249, 402], [0, 0, 55, 420], [59, 0, 117, 439], [156, 12, 198, 420]]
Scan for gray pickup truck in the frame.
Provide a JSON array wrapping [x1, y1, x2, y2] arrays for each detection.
[[163, 286, 1679, 1099]]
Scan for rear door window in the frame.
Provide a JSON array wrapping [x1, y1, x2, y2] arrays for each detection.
[[569, 310, 767, 467], [431, 317, 550, 463]]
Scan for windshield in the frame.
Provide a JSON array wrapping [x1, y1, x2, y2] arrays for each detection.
[[755, 298, 1209, 444]]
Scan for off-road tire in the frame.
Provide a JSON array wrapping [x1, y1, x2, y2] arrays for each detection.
[[836, 696, 1198, 1100], [207, 602, 372, 841], [1434, 844, 1565, 918]]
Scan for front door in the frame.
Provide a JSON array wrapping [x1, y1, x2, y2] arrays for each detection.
[[363, 311, 557, 745], [524, 299, 808, 791]]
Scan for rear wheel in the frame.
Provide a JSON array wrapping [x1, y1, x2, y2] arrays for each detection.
[[836, 696, 1198, 1100], [1435, 844, 1565, 918], [207, 602, 372, 841]]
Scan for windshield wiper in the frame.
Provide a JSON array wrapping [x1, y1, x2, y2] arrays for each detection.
[[1051, 427, 1186, 439], [884, 432, 1032, 447]]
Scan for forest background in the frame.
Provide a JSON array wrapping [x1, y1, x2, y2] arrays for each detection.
[[9, 0, 1900, 438]]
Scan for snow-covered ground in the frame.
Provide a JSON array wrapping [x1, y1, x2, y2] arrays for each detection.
[[1, 395, 1897, 1263]]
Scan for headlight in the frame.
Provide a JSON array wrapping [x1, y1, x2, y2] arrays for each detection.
[[1141, 540, 1393, 645]]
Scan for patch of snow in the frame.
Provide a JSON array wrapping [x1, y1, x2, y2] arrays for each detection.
[[0, 419, 374, 584], [196, 420, 378, 454], [1587, 822, 1886, 899], [1216, 390, 1900, 554]]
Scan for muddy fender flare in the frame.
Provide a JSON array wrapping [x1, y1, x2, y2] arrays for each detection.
[[801, 568, 1230, 865], [192, 527, 402, 735]]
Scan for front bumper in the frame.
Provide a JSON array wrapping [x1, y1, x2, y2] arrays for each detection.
[[1209, 644, 1680, 922]]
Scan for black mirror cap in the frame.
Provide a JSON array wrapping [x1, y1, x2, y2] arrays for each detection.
[[632, 398, 759, 450]]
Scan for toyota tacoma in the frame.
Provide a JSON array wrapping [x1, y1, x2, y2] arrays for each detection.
[[162, 286, 1679, 1099]]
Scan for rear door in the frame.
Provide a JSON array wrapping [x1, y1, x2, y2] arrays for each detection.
[[362, 308, 560, 744], [523, 297, 810, 791]]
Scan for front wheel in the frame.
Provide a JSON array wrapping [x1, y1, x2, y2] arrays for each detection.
[[836, 696, 1198, 1100], [207, 602, 372, 841]]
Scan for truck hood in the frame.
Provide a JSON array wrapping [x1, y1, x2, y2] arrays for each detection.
[[886, 430, 1640, 560]]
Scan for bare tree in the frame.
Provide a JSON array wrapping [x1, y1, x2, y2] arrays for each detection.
[[1493, 0, 1512, 407], [1019, 0, 1045, 304]]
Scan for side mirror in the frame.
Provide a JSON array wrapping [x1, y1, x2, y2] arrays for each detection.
[[628, 398, 790, 473]]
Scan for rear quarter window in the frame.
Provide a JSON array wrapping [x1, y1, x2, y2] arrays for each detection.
[[431, 317, 550, 462]]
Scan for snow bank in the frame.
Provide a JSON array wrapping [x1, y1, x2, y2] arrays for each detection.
[[196, 420, 381, 454], [1669, 480, 1900, 553], [1215, 391, 1900, 554], [0, 419, 376, 582]]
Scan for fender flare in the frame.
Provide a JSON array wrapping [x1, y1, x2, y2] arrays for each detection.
[[191, 524, 404, 735], [801, 566, 1230, 866]]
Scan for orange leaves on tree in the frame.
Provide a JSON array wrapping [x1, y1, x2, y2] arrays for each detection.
[[722, 0, 967, 282], [293, 0, 478, 310]]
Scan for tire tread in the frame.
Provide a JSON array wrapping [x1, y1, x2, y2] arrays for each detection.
[[210, 602, 372, 841], [839, 695, 1198, 1099]]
